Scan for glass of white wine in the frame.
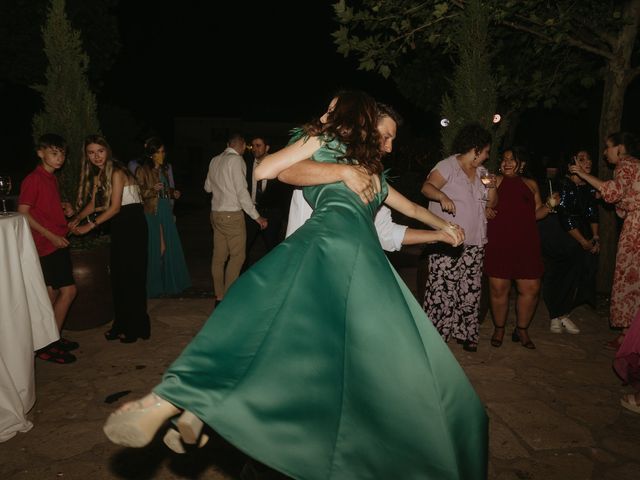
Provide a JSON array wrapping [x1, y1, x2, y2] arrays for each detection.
[[0, 175, 12, 215], [479, 167, 496, 187]]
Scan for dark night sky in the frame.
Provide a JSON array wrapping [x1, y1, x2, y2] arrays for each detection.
[[4, 0, 638, 180], [100, 1, 416, 131]]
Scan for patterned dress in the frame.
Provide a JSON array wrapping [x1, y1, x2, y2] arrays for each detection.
[[423, 155, 488, 344], [600, 158, 640, 328]]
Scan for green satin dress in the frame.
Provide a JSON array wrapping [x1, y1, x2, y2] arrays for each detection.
[[154, 133, 488, 480]]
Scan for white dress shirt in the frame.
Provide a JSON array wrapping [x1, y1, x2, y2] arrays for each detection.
[[250, 159, 268, 204], [205, 147, 260, 219], [285, 189, 407, 252]]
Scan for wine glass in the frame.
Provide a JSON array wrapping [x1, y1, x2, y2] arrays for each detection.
[[546, 179, 558, 213], [0, 175, 12, 215]]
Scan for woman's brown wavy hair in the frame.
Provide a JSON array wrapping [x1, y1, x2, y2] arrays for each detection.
[[303, 90, 383, 174], [76, 134, 134, 210]]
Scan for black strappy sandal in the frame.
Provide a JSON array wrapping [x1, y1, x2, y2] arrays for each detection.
[[490, 326, 505, 348], [512, 326, 536, 350]]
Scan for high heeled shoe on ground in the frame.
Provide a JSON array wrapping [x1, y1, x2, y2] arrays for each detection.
[[176, 410, 204, 445], [163, 426, 210, 454], [103, 393, 179, 447], [511, 327, 536, 349], [490, 326, 505, 348]]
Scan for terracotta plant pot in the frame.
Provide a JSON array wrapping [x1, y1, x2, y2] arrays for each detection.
[[64, 244, 113, 331]]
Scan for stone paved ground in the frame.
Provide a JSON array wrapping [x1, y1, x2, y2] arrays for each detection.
[[2, 206, 639, 479]]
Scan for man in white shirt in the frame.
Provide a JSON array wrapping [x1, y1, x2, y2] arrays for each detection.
[[205, 133, 267, 303], [281, 104, 436, 252]]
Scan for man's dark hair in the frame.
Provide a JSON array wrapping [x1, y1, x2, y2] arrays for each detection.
[[251, 135, 270, 146], [228, 132, 245, 144], [36, 133, 67, 152], [377, 103, 404, 127]]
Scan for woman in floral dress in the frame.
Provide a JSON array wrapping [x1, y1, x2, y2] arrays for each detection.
[[570, 131, 640, 348]]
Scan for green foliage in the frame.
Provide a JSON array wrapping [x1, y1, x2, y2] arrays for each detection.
[[0, 0, 119, 88], [440, 0, 499, 160], [332, 0, 629, 133], [31, 0, 101, 202]]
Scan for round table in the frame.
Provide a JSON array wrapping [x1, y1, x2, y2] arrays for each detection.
[[0, 213, 58, 442]]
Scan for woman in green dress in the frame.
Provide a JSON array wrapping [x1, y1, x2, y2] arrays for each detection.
[[136, 137, 191, 297], [104, 91, 488, 480]]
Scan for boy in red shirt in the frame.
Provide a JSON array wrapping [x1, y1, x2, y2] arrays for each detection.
[[18, 133, 79, 364]]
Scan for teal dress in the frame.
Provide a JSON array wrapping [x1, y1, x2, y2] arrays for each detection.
[[145, 171, 191, 297], [155, 134, 488, 479]]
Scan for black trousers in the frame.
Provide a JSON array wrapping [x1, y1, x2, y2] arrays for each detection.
[[538, 215, 597, 319], [110, 204, 150, 338]]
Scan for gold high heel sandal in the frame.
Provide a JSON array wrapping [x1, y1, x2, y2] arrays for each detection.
[[176, 410, 205, 445], [103, 393, 179, 447], [163, 426, 210, 454]]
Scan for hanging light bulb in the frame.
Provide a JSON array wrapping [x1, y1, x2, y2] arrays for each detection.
[[440, 118, 450, 127], [493, 114, 502, 124]]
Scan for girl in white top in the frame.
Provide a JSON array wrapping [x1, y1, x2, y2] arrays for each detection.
[[70, 135, 150, 343]]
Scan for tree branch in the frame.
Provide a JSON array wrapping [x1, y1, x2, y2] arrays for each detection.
[[386, 13, 460, 48], [627, 65, 640, 84], [501, 19, 613, 60]]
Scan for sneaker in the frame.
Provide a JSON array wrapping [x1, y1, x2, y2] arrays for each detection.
[[559, 317, 580, 334], [550, 317, 562, 333]]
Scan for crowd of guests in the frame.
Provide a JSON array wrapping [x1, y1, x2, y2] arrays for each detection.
[[15, 91, 640, 477], [17, 133, 192, 362]]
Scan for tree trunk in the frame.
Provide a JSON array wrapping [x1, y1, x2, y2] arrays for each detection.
[[596, 0, 640, 294]]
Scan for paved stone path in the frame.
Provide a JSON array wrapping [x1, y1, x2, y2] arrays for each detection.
[[2, 206, 639, 479]]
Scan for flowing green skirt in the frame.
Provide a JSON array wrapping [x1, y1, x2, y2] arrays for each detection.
[[155, 185, 487, 479]]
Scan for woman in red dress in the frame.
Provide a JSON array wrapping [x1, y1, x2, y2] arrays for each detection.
[[484, 148, 557, 349]]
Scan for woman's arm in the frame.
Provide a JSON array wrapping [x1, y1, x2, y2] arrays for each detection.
[[525, 178, 553, 220], [568, 165, 605, 191], [255, 136, 324, 180], [136, 167, 160, 200], [69, 182, 98, 228], [385, 186, 464, 246], [278, 159, 377, 204], [74, 171, 125, 235], [421, 169, 456, 214]]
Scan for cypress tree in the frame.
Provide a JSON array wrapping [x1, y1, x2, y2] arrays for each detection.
[[32, 0, 100, 203], [440, 0, 505, 166]]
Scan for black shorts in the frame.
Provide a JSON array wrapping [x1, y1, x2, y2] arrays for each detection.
[[40, 247, 75, 289]]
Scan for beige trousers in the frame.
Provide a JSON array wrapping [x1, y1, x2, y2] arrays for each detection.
[[210, 211, 246, 299]]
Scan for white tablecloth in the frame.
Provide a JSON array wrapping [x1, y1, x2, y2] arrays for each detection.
[[0, 213, 58, 442]]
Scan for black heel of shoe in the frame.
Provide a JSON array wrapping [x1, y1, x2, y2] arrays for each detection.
[[462, 340, 478, 352], [513, 327, 535, 349], [511, 328, 519, 343], [490, 326, 505, 348], [105, 329, 121, 341]]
